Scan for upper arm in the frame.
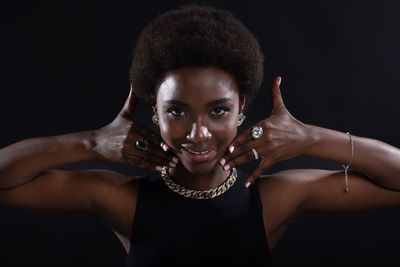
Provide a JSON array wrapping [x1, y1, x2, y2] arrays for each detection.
[[258, 168, 400, 246], [262, 169, 400, 220], [0, 169, 140, 237], [298, 169, 400, 217]]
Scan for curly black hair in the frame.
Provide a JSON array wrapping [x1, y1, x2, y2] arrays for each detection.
[[129, 4, 264, 104]]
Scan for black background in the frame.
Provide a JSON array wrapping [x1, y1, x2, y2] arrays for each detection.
[[1, 1, 400, 266]]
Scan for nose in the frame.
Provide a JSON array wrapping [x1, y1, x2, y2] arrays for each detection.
[[186, 119, 212, 143]]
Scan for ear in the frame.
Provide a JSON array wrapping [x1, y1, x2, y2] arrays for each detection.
[[239, 95, 247, 113]]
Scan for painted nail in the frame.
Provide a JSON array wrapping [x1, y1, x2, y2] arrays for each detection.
[[155, 166, 162, 171], [162, 144, 169, 151], [169, 161, 176, 168], [229, 146, 234, 153], [223, 164, 230, 171], [172, 157, 179, 163], [219, 158, 226, 166], [245, 182, 251, 188], [277, 76, 281, 86]]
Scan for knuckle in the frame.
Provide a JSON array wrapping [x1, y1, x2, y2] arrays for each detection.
[[263, 121, 272, 129], [252, 171, 262, 179], [245, 151, 255, 161], [229, 160, 237, 167], [146, 144, 155, 154], [232, 140, 240, 148], [224, 154, 232, 161], [236, 145, 247, 154], [264, 132, 273, 141]]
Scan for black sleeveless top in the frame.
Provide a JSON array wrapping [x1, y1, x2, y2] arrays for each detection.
[[125, 170, 271, 266]]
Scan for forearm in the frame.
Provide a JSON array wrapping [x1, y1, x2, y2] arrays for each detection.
[[307, 125, 400, 190], [0, 131, 98, 188]]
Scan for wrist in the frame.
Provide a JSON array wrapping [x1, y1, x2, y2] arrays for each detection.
[[87, 129, 104, 160], [81, 130, 99, 159], [304, 124, 323, 156]]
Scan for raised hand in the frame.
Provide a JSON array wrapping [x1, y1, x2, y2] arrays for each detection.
[[93, 85, 178, 171], [220, 77, 313, 186]]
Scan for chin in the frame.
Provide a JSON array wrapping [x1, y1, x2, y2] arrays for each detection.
[[180, 159, 220, 175]]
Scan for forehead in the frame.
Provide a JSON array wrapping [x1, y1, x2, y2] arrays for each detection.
[[156, 66, 239, 104]]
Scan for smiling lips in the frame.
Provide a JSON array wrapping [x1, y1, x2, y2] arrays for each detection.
[[181, 145, 217, 162]]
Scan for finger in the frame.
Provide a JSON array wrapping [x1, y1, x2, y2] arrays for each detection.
[[125, 149, 177, 169], [135, 140, 178, 163], [221, 137, 262, 168], [160, 141, 170, 152], [125, 155, 164, 172], [124, 135, 178, 164], [271, 76, 285, 113], [119, 85, 137, 119], [245, 159, 274, 187], [224, 122, 265, 157], [222, 137, 261, 166], [225, 127, 253, 155], [222, 147, 261, 171], [131, 121, 165, 148]]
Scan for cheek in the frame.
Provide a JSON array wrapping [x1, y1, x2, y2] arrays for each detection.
[[158, 119, 185, 147], [216, 115, 238, 143]]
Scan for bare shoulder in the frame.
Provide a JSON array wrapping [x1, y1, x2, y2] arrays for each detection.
[[74, 169, 142, 237], [256, 169, 317, 238]]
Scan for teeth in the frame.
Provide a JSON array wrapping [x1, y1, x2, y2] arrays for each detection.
[[186, 148, 210, 155]]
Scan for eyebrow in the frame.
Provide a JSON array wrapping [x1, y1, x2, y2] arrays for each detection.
[[164, 98, 233, 107]]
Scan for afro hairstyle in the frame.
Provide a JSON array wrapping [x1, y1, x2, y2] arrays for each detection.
[[129, 4, 264, 104]]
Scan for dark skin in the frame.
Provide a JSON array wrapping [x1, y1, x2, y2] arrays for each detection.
[[155, 66, 244, 190], [1, 66, 400, 254]]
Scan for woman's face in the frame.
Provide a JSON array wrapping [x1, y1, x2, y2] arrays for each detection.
[[155, 66, 245, 174]]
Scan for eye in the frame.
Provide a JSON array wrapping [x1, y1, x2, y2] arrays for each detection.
[[210, 107, 230, 116], [168, 108, 186, 117]]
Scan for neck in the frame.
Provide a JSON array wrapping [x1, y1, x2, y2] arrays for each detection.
[[169, 163, 231, 190]]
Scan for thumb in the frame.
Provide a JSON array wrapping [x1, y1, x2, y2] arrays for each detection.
[[270, 76, 284, 112], [119, 84, 137, 119]]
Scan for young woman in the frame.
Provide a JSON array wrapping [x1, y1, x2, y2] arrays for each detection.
[[1, 5, 400, 266]]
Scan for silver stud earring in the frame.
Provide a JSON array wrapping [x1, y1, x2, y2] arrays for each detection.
[[237, 112, 246, 126], [152, 114, 159, 125]]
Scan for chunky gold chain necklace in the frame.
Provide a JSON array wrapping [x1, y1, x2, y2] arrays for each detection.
[[161, 166, 237, 199]]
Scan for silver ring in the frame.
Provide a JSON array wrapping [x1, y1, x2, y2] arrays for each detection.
[[135, 139, 148, 151], [251, 126, 263, 140], [251, 148, 259, 160]]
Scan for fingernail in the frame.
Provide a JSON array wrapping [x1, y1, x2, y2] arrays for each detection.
[[223, 164, 230, 171], [169, 161, 176, 168], [277, 76, 281, 86], [156, 166, 162, 171], [172, 157, 179, 163], [245, 182, 251, 188], [229, 146, 234, 153], [162, 144, 169, 152], [219, 158, 226, 166]]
